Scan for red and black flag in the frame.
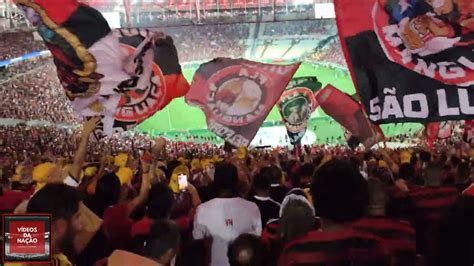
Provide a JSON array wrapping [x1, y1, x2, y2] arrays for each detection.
[[113, 28, 189, 132], [277, 77, 321, 145], [334, 0, 474, 125], [425, 122, 439, 150], [438, 121, 453, 139], [185, 58, 300, 147], [316, 84, 384, 148], [16, 0, 189, 135], [425, 121, 453, 148]]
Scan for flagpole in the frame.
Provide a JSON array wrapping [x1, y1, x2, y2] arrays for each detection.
[[166, 107, 172, 131], [357, 96, 397, 183]]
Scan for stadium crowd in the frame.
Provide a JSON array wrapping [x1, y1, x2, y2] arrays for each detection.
[[263, 19, 334, 37], [123, 7, 317, 27], [0, 19, 342, 66], [0, 31, 45, 60], [1, 116, 474, 266], [2, 10, 474, 265], [164, 24, 250, 62], [0, 62, 78, 124], [307, 36, 346, 67]]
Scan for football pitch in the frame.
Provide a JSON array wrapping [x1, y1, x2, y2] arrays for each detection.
[[137, 62, 421, 143]]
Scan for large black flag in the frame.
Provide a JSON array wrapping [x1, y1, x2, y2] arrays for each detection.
[[335, 0, 474, 124]]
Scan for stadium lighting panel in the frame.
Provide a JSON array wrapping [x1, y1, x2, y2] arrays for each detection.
[[314, 3, 335, 18]]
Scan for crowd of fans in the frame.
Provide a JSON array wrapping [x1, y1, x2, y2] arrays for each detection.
[[1, 117, 474, 266], [2, 4, 474, 266], [164, 23, 250, 62], [0, 123, 227, 177], [263, 19, 334, 37], [0, 61, 78, 124], [0, 19, 343, 66], [121, 6, 317, 27], [0, 31, 45, 60], [307, 35, 346, 67]]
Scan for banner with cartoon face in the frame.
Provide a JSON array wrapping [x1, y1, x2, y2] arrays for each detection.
[[186, 58, 300, 147], [277, 77, 321, 145], [334, 0, 474, 124]]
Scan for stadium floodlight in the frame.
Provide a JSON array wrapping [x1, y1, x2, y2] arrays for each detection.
[[293, 0, 313, 5], [314, 3, 335, 18]]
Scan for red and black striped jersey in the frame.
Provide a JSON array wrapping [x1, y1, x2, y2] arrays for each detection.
[[407, 186, 459, 225], [261, 219, 280, 247], [278, 228, 389, 266], [353, 216, 416, 266], [261, 217, 321, 248], [406, 186, 459, 266]]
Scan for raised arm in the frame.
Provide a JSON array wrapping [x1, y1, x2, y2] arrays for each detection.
[[126, 137, 167, 217], [70, 117, 100, 181]]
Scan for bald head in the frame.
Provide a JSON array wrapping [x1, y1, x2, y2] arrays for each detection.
[[228, 234, 264, 266]]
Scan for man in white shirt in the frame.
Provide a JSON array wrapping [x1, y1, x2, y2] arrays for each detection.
[[193, 163, 262, 266]]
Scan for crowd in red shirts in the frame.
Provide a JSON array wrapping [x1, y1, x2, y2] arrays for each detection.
[[0, 62, 78, 124], [263, 20, 334, 37], [1, 116, 474, 266], [307, 37, 347, 67], [0, 31, 46, 60]]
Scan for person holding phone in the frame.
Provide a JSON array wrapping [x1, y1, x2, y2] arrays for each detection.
[[167, 163, 201, 231], [178, 173, 188, 191]]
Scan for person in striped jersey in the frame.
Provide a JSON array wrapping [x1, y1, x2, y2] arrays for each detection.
[[261, 188, 319, 266], [278, 159, 388, 266], [406, 162, 460, 266], [353, 177, 416, 266]]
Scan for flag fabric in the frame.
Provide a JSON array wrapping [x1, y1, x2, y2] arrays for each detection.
[[114, 28, 189, 132], [316, 84, 384, 148], [185, 58, 300, 147], [426, 122, 440, 149], [277, 77, 321, 145], [343, 127, 361, 150], [15, 0, 188, 136], [426, 121, 453, 148], [334, 0, 474, 125], [437, 121, 453, 139]]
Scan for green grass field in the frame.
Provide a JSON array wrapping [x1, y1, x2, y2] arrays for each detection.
[[137, 62, 421, 143]]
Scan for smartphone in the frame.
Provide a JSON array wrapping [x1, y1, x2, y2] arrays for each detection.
[[178, 174, 188, 191]]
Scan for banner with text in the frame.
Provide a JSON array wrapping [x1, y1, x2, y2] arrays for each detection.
[[334, 0, 474, 124], [186, 58, 300, 147]]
